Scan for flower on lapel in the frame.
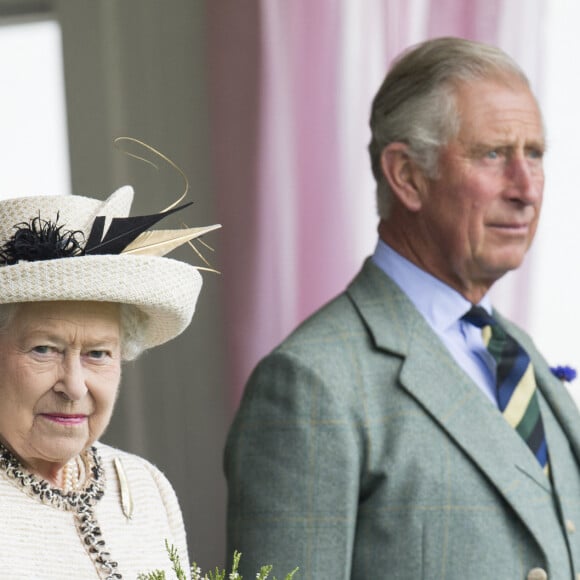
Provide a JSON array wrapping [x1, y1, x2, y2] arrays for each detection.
[[550, 365, 577, 383]]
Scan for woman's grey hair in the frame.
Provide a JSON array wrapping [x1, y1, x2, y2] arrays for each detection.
[[368, 36, 534, 219], [119, 304, 148, 361], [0, 302, 148, 361]]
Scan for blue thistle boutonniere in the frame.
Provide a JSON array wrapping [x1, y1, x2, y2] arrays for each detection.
[[550, 365, 577, 383]]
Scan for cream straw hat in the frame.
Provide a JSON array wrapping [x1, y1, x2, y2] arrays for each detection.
[[0, 186, 220, 350]]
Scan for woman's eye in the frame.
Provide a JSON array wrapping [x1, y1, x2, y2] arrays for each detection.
[[86, 350, 109, 360], [32, 345, 53, 355]]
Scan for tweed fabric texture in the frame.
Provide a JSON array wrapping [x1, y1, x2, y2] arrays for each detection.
[[0, 442, 189, 578], [226, 259, 580, 579], [0, 186, 202, 348]]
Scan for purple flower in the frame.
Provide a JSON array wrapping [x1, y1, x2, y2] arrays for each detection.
[[550, 365, 577, 382]]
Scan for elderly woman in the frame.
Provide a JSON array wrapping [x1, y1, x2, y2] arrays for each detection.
[[0, 186, 218, 578]]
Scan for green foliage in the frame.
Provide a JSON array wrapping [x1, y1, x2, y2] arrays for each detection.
[[138, 543, 299, 580], [167, 540, 189, 580], [138, 572, 166, 580]]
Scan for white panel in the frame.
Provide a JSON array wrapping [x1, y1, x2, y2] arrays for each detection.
[[0, 18, 70, 199]]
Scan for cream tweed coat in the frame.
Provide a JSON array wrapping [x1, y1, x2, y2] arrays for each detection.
[[0, 442, 189, 579]]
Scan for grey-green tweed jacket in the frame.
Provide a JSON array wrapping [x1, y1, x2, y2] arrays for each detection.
[[225, 259, 580, 579]]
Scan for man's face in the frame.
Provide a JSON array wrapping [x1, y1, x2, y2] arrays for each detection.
[[416, 78, 545, 298]]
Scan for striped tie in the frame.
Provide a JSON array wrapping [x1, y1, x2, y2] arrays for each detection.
[[462, 306, 549, 473]]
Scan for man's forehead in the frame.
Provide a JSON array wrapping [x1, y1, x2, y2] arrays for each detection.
[[453, 80, 544, 140]]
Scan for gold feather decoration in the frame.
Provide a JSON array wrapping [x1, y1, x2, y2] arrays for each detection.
[[113, 136, 190, 211], [111, 137, 222, 270], [121, 224, 221, 257]]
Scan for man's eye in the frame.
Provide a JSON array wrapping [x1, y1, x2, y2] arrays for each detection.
[[485, 150, 499, 159], [527, 148, 544, 160]]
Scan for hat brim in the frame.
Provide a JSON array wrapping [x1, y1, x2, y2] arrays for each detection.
[[0, 254, 202, 350]]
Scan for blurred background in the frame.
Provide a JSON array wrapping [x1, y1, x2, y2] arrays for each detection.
[[0, 0, 578, 570]]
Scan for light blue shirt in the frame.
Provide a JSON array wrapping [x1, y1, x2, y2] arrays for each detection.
[[371, 239, 498, 406]]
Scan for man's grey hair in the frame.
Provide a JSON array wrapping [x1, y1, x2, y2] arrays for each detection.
[[0, 302, 147, 361], [368, 36, 534, 218]]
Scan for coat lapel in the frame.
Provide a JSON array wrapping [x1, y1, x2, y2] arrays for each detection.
[[346, 259, 559, 550]]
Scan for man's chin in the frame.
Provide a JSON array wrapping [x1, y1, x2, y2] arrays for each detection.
[[482, 257, 527, 282]]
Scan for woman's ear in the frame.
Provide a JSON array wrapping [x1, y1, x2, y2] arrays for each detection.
[[380, 143, 428, 212]]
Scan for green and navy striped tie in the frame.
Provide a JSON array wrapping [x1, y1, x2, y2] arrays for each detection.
[[462, 306, 549, 474]]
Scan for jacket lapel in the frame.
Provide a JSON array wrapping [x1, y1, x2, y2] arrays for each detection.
[[346, 259, 556, 549]]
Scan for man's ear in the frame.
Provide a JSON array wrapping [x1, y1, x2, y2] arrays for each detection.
[[380, 143, 428, 212]]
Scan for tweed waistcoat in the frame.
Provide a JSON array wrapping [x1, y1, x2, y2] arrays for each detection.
[[538, 388, 580, 577]]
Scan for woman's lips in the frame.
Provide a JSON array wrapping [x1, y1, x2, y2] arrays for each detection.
[[40, 414, 87, 425]]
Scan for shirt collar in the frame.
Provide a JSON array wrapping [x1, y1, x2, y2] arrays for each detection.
[[371, 239, 492, 332]]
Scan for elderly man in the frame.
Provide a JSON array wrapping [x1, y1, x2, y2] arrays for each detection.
[[225, 37, 580, 579]]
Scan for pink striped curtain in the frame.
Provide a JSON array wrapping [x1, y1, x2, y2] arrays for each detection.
[[207, 0, 544, 406]]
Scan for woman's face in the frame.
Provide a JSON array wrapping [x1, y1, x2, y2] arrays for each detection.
[[0, 301, 121, 480]]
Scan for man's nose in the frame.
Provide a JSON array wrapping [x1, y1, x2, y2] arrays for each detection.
[[507, 155, 543, 203]]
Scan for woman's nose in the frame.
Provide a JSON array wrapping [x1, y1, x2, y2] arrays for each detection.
[[53, 355, 88, 401]]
